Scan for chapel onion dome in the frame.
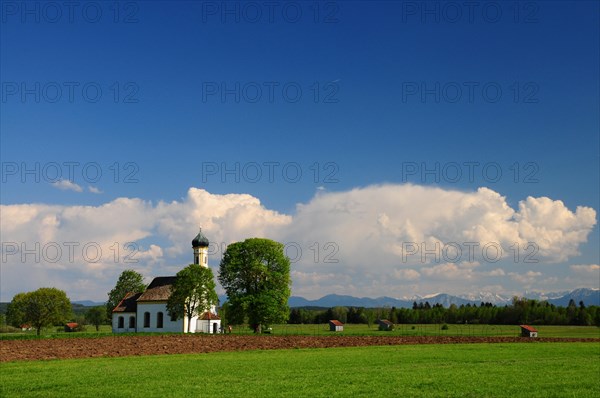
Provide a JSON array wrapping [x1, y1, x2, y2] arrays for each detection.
[[192, 228, 210, 247]]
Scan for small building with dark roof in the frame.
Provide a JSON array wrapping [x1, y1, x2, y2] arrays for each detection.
[[378, 319, 394, 331], [329, 320, 344, 332], [520, 325, 538, 338], [112, 229, 221, 334]]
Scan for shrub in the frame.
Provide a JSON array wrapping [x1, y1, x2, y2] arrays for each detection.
[[441, 324, 449, 330], [0, 325, 20, 333]]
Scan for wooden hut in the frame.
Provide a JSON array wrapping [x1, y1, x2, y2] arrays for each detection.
[[378, 319, 394, 331], [329, 320, 344, 332], [64, 322, 79, 332], [520, 325, 538, 338]]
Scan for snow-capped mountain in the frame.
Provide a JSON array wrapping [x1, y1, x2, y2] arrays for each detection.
[[287, 288, 599, 308], [522, 290, 570, 301], [457, 292, 512, 305], [546, 288, 600, 307]]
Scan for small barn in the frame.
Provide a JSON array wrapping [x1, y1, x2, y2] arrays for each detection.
[[64, 322, 79, 332], [378, 319, 394, 331], [329, 320, 344, 332], [520, 324, 538, 338], [20, 324, 32, 331]]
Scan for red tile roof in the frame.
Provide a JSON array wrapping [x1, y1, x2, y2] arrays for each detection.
[[65, 322, 78, 328], [329, 320, 344, 326], [520, 325, 538, 332], [200, 311, 220, 320]]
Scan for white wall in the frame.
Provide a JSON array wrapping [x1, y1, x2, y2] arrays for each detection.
[[197, 319, 221, 334], [112, 303, 220, 334], [112, 312, 137, 333], [182, 304, 219, 333], [137, 302, 183, 333], [183, 314, 200, 333]]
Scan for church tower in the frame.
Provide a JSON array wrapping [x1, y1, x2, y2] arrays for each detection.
[[192, 228, 209, 267], [191, 228, 221, 333]]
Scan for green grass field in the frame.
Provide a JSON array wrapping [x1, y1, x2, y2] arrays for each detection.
[[263, 323, 600, 338], [2, 323, 599, 339], [1, 343, 598, 397]]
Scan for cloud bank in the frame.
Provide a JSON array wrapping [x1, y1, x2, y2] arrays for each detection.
[[1, 184, 596, 301]]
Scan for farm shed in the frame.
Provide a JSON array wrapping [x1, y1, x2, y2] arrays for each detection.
[[378, 319, 394, 331], [520, 325, 538, 338], [64, 322, 79, 332], [329, 320, 344, 332]]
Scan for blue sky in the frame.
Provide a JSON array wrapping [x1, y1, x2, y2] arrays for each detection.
[[1, 1, 598, 301]]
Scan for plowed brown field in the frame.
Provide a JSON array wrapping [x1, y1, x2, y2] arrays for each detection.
[[2, 335, 598, 362]]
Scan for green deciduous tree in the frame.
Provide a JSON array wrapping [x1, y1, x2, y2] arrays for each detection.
[[167, 264, 219, 333], [6, 292, 27, 327], [364, 308, 377, 328], [219, 238, 291, 333], [328, 306, 348, 323], [7, 288, 72, 335], [106, 269, 146, 320], [85, 306, 107, 331]]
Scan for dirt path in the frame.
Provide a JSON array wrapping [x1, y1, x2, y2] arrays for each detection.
[[2, 335, 598, 362]]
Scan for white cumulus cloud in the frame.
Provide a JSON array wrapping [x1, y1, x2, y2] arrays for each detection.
[[0, 184, 596, 301], [51, 179, 83, 192], [88, 186, 103, 194], [570, 264, 600, 274], [508, 271, 543, 285]]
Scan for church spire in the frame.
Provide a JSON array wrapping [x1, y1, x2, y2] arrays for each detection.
[[192, 228, 209, 248], [192, 228, 209, 267]]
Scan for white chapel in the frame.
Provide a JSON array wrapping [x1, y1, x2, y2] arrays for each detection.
[[111, 229, 221, 333]]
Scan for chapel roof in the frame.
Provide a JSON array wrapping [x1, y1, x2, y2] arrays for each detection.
[[113, 292, 143, 312], [136, 277, 177, 302]]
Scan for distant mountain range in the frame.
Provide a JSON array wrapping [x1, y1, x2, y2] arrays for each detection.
[[287, 288, 600, 308], [72, 300, 105, 307], [61, 288, 600, 309]]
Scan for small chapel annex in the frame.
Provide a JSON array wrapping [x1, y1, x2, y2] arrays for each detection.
[[112, 229, 221, 334]]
